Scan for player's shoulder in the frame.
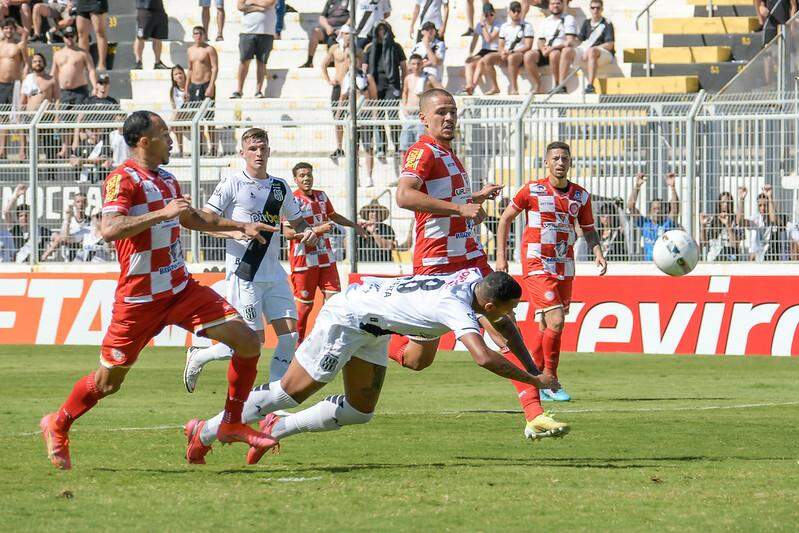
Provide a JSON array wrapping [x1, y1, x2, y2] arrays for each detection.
[[569, 182, 591, 203], [313, 189, 329, 202], [268, 174, 292, 189], [105, 161, 141, 186]]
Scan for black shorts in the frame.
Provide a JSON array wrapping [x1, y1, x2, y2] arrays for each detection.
[[0, 82, 15, 106], [474, 49, 496, 59], [137, 8, 168, 40], [537, 53, 550, 67], [60, 84, 90, 107], [77, 0, 108, 17], [188, 81, 210, 102], [239, 33, 274, 63], [317, 28, 337, 47]]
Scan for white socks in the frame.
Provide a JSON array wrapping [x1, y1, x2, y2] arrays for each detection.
[[192, 342, 233, 367], [270, 332, 297, 381], [271, 395, 374, 441]]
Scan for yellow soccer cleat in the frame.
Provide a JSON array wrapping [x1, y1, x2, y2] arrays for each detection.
[[524, 413, 571, 442]]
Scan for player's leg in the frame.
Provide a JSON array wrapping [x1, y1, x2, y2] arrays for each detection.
[[480, 53, 501, 94], [539, 278, 572, 401], [262, 279, 300, 381], [291, 268, 318, 342]]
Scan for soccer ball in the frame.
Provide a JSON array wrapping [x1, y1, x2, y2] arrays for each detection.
[[652, 230, 699, 276]]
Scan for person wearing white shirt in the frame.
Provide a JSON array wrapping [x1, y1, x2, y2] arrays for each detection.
[[737, 185, 778, 261], [234, 0, 278, 98], [409, 21, 445, 81], [409, 0, 448, 41], [353, 0, 391, 50], [525, 0, 578, 92], [480, 1, 535, 95], [464, 2, 499, 94], [574, 0, 615, 93]]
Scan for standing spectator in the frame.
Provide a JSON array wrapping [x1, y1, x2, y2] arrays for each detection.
[[463, 2, 499, 95], [168, 64, 189, 157], [21, 53, 57, 110], [41, 192, 91, 261], [575, 0, 614, 94], [69, 126, 111, 182], [0, 18, 26, 159], [86, 72, 116, 104], [525, 0, 577, 93], [31, 0, 75, 43], [75, 0, 108, 71], [737, 185, 780, 261], [788, 211, 799, 259], [357, 200, 396, 261], [755, 0, 797, 44], [199, 0, 225, 41], [187, 26, 218, 154], [364, 21, 405, 159], [234, 0, 276, 98], [301, 0, 348, 68], [627, 171, 680, 260], [409, 0, 448, 41], [701, 191, 739, 261], [463, 0, 489, 36], [409, 21, 445, 81], [0, 1, 32, 32], [321, 24, 354, 160], [275, 0, 285, 38], [481, 1, 535, 95], [353, 0, 391, 51], [400, 53, 441, 162], [133, 0, 169, 70], [2, 185, 49, 263]]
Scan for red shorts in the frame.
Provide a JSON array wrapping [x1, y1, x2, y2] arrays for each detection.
[[524, 275, 573, 320], [100, 278, 238, 368], [414, 256, 493, 277], [291, 265, 342, 303]]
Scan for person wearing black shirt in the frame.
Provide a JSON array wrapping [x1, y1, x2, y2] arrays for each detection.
[[575, 0, 614, 94], [302, 0, 349, 67], [364, 21, 406, 158], [357, 202, 396, 262], [756, 0, 797, 44]]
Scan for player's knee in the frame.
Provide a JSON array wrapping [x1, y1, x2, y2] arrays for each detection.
[[404, 355, 433, 371], [234, 329, 262, 357], [98, 379, 122, 396], [335, 397, 374, 426], [548, 314, 566, 332]]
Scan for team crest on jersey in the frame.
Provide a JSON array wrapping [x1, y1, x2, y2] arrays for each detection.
[[405, 148, 424, 170], [568, 200, 580, 217], [110, 348, 125, 362], [319, 351, 340, 372], [544, 291, 555, 301], [242, 305, 256, 322], [271, 184, 284, 201]]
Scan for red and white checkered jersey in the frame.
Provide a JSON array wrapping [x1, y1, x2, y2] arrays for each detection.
[[289, 189, 336, 272], [511, 178, 595, 280], [400, 135, 485, 273], [101, 159, 190, 303]]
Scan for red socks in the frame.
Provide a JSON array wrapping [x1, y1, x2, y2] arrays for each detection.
[[54, 372, 104, 432], [529, 328, 545, 370], [542, 328, 562, 378], [223, 354, 259, 424], [388, 335, 409, 366], [502, 349, 543, 421], [296, 302, 313, 342]]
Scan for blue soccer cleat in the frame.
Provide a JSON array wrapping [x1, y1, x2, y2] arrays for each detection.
[[540, 388, 571, 402]]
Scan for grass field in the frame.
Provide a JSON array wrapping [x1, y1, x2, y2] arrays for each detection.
[[2, 345, 798, 531]]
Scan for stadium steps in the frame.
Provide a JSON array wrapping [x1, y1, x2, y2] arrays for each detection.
[[662, 33, 763, 61], [651, 16, 760, 34], [598, 75, 700, 94], [629, 62, 743, 92], [623, 46, 732, 63]]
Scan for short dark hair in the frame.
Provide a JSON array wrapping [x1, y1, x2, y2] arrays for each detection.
[[16, 203, 30, 214], [546, 141, 571, 155], [193, 25, 206, 34], [2, 18, 16, 28], [421, 21, 436, 32], [481, 272, 522, 302], [32, 52, 46, 66], [590, 0, 603, 6], [123, 110, 161, 148], [419, 88, 454, 111], [292, 162, 313, 176], [408, 53, 423, 61], [241, 127, 269, 147]]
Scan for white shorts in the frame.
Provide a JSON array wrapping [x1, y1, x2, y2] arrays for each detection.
[[574, 46, 614, 68], [226, 275, 297, 331], [294, 295, 388, 383]]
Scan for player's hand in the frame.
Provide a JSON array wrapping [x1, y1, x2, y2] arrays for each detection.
[[495, 256, 508, 273], [355, 224, 369, 238], [536, 371, 560, 391], [457, 203, 483, 222], [473, 183, 503, 203], [243, 221, 279, 244], [299, 227, 319, 246], [313, 222, 333, 235], [162, 196, 193, 219], [664, 171, 676, 188], [634, 172, 646, 189], [595, 253, 608, 276]]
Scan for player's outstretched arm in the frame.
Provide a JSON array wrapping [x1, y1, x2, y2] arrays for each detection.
[[495, 203, 520, 272], [286, 216, 320, 245], [484, 315, 541, 374], [460, 332, 558, 389], [101, 197, 192, 242], [180, 208, 277, 244]]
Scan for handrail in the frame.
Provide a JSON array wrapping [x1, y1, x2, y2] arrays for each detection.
[[634, 0, 661, 78]]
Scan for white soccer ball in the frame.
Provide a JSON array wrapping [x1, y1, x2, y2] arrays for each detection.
[[652, 229, 699, 276]]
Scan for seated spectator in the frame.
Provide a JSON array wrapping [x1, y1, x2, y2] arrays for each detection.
[[400, 53, 440, 161], [1, 1, 32, 32], [409, 0, 448, 41], [464, 2, 499, 95], [526, 0, 577, 93], [31, 0, 75, 43], [737, 185, 781, 261], [75, 0, 108, 71], [481, 1, 535, 95], [410, 21, 445, 82], [352, 0, 391, 51], [575, 0, 614, 94], [73, 211, 112, 261], [42, 192, 90, 261], [788, 212, 799, 260], [199, 0, 225, 41], [234, 0, 277, 98], [70, 127, 111, 182], [302, 0, 348, 67], [357, 200, 396, 261], [597, 201, 628, 260], [627, 171, 680, 260], [701, 191, 740, 261], [134, 0, 169, 70]]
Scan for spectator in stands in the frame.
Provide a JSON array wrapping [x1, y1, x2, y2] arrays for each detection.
[[481, 1, 535, 95], [755, 0, 797, 44], [788, 212, 799, 259], [627, 171, 680, 261], [87, 72, 116, 104], [275, 0, 285, 38], [465, 0, 549, 36], [134, 0, 169, 70], [463, 0, 489, 36], [200, 0, 225, 41], [301, 0, 349, 68], [41, 192, 90, 261], [353, 0, 391, 51], [31, 0, 75, 43], [701, 191, 739, 261], [2, 185, 49, 263], [410, 21, 445, 82], [357, 200, 396, 261], [400, 53, 441, 161], [169, 64, 194, 157], [0, 1, 31, 32], [526, 0, 577, 93], [464, 2, 499, 95], [74, 211, 112, 261], [187, 26, 218, 102], [737, 185, 782, 261], [321, 24, 357, 161], [234, 0, 277, 98], [75, 0, 108, 71], [21, 53, 57, 110], [575, 0, 614, 94], [365, 21, 405, 160], [597, 200, 628, 260], [409, 0, 448, 41], [69, 126, 111, 182], [0, 18, 27, 159]]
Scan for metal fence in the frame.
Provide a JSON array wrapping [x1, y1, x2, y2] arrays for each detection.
[[2, 93, 799, 267]]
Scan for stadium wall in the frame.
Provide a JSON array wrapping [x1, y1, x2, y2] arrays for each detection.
[[0, 264, 795, 356]]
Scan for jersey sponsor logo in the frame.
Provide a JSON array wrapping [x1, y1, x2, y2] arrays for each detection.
[[555, 241, 569, 258], [105, 173, 121, 202], [405, 148, 424, 170], [531, 184, 547, 194]]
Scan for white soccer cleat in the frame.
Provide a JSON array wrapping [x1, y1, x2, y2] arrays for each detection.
[[524, 413, 571, 442], [183, 346, 204, 393]]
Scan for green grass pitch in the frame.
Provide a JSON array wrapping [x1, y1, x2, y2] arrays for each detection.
[[1, 345, 798, 531]]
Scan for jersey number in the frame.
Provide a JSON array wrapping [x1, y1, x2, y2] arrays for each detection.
[[396, 278, 446, 293]]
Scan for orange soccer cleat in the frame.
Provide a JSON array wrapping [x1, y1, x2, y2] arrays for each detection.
[[184, 418, 212, 465], [40, 413, 71, 470], [217, 421, 278, 451], [245, 413, 281, 465]]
